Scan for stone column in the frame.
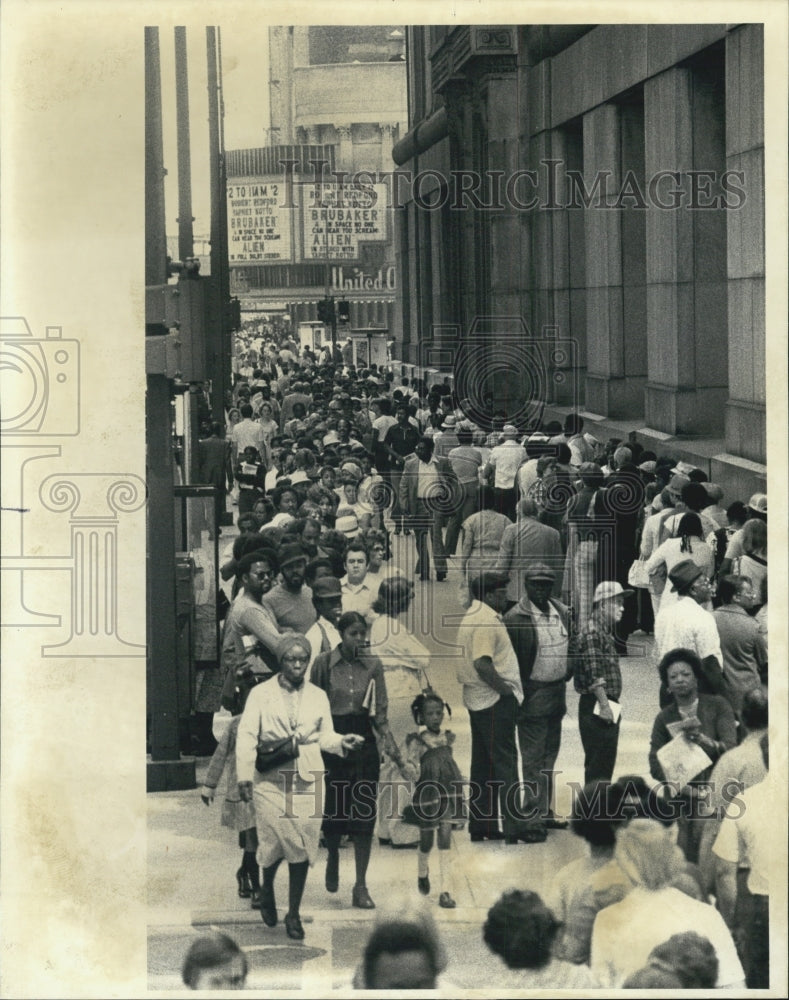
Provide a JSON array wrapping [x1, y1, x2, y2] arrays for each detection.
[[644, 66, 728, 435], [336, 125, 353, 170], [723, 24, 765, 464], [584, 102, 647, 418]]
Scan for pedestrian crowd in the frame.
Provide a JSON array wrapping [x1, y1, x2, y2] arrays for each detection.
[[187, 318, 769, 989]]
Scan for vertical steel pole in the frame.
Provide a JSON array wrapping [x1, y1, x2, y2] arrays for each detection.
[[175, 26, 195, 264], [145, 27, 168, 288], [206, 27, 229, 425], [146, 27, 189, 781]]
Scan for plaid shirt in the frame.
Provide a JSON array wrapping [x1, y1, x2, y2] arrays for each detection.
[[572, 613, 622, 700]]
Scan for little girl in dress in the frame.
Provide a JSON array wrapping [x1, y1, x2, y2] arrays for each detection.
[[201, 667, 262, 907], [402, 690, 466, 908]]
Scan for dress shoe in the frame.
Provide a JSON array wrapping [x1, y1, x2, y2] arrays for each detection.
[[250, 888, 262, 909], [236, 867, 252, 898], [377, 836, 392, 846], [284, 913, 305, 940], [403, 529, 411, 536], [417, 876, 430, 896], [544, 817, 569, 830], [352, 885, 376, 909], [325, 854, 339, 893], [505, 829, 547, 844], [259, 886, 277, 927], [470, 831, 505, 842], [436, 573, 447, 582], [438, 892, 456, 909]]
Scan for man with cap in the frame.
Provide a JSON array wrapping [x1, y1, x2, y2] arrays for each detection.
[[503, 563, 573, 840], [495, 497, 563, 604], [654, 559, 724, 705], [261, 542, 317, 634], [433, 414, 460, 459], [305, 575, 343, 680], [482, 424, 527, 521], [573, 580, 632, 784], [719, 493, 767, 577]]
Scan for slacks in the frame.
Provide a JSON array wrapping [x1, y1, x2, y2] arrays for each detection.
[[412, 498, 447, 579], [467, 695, 520, 838], [578, 692, 620, 785], [443, 481, 479, 555], [517, 680, 566, 826]]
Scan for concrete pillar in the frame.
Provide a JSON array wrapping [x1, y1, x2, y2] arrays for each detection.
[[531, 127, 586, 408], [723, 25, 765, 464], [584, 102, 647, 418], [336, 125, 353, 169], [644, 65, 728, 435]]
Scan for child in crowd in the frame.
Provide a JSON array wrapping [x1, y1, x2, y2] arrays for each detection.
[[402, 691, 466, 909], [201, 668, 262, 907], [181, 933, 248, 990]]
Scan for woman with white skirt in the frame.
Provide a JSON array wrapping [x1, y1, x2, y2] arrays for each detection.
[[236, 633, 364, 940]]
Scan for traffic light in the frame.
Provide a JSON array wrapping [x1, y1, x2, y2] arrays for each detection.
[[337, 299, 350, 324], [317, 297, 335, 323]]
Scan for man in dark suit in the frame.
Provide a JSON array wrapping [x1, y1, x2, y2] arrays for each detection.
[[398, 436, 459, 582]]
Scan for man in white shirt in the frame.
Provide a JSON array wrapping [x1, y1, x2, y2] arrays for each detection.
[[456, 571, 525, 843], [654, 559, 724, 703], [230, 403, 266, 461], [445, 427, 483, 555], [398, 437, 458, 582], [590, 819, 745, 989], [712, 732, 770, 988], [339, 542, 377, 625], [482, 424, 526, 520]]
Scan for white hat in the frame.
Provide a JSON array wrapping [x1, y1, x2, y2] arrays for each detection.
[[335, 513, 360, 537], [592, 581, 633, 604], [502, 424, 519, 438]]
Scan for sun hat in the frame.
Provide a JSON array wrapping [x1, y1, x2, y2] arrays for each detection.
[[592, 581, 633, 604], [335, 513, 360, 537]]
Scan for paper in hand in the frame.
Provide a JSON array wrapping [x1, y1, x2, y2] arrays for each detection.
[[593, 699, 622, 723], [657, 735, 712, 791]]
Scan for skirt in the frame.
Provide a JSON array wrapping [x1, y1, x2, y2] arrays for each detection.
[[402, 746, 467, 830], [253, 775, 323, 868], [322, 714, 380, 836]]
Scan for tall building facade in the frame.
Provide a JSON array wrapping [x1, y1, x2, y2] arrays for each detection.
[[226, 26, 407, 336], [394, 24, 765, 499]]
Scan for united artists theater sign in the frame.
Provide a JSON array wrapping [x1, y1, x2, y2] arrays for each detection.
[[330, 265, 396, 292]]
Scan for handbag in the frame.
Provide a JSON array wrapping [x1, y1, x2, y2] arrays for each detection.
[[255, 734, 298, 773], [627, 558, 650, 589]]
